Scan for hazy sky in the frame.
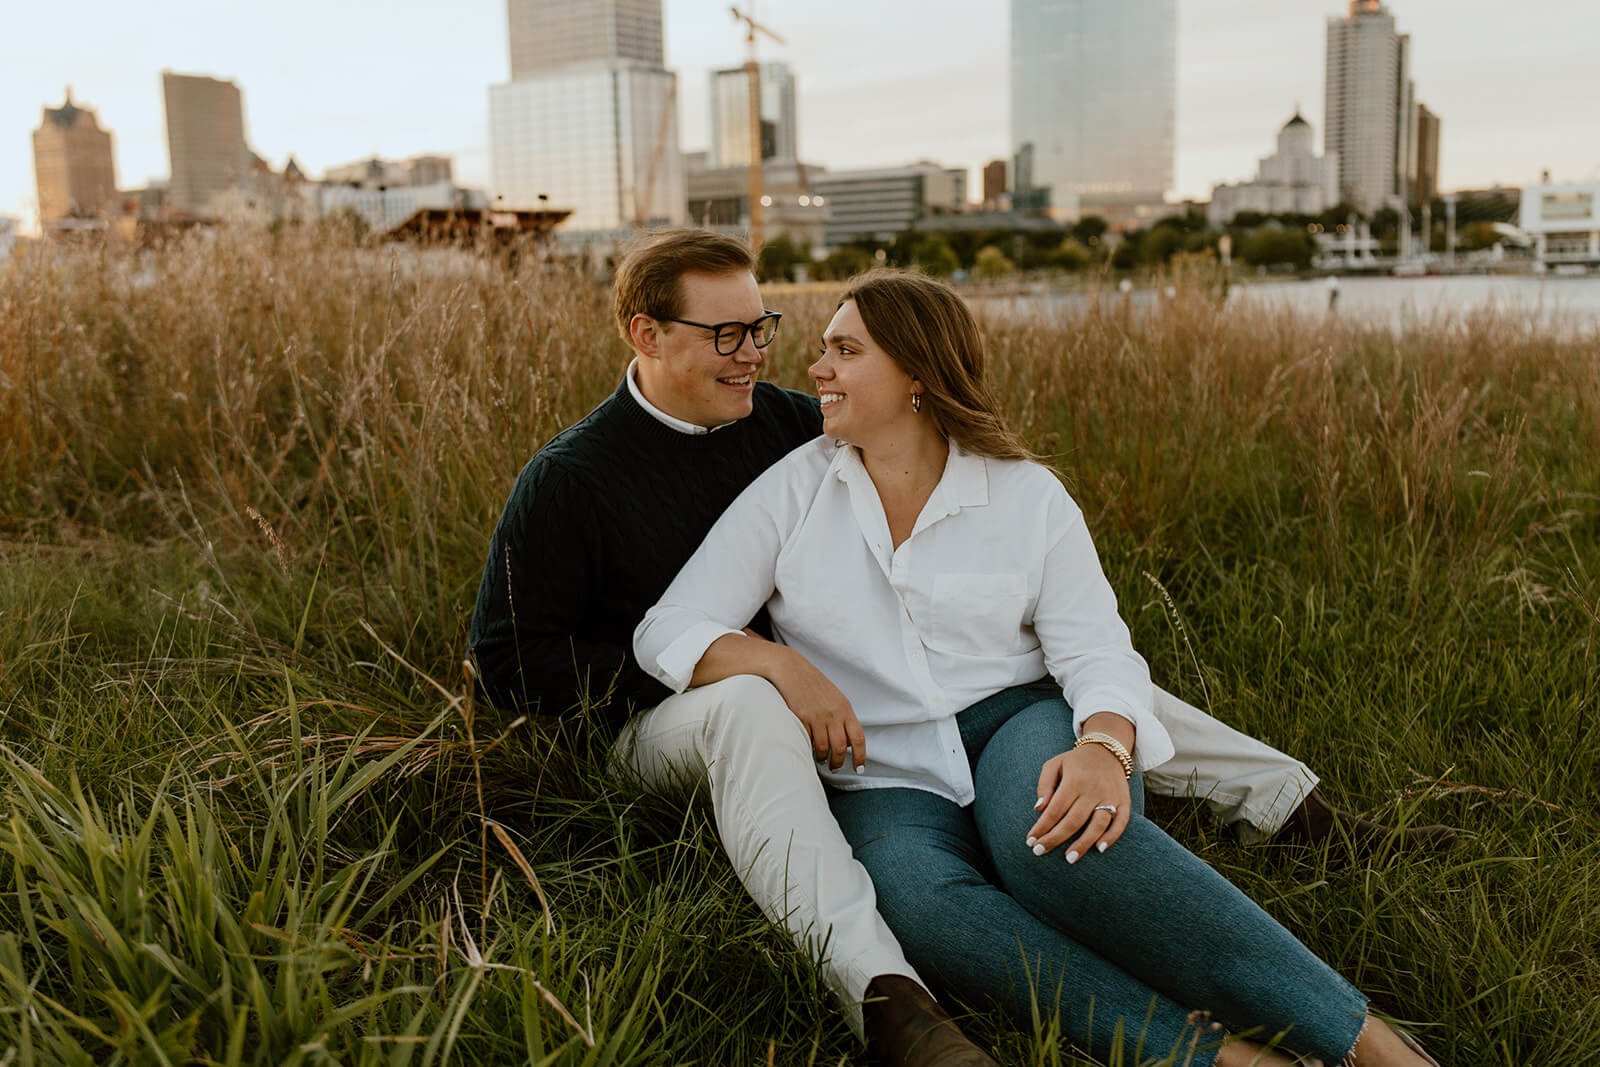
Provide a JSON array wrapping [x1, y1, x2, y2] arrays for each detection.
[[4, 0, 1597, 227]]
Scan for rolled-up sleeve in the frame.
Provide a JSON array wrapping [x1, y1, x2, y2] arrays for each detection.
[[1032, 490, 1174, 771], [645, 619, 743, 693], [634, 450, 803, 693]]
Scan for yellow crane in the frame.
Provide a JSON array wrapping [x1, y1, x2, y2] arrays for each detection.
[[730, 4, 785, 251]]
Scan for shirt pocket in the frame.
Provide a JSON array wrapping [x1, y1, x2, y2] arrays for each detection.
[[928, 572, 1032, 656]]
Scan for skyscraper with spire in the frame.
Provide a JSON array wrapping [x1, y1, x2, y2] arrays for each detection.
[[32, 89, 117, 221]]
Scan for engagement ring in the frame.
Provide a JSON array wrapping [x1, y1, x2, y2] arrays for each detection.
[[1092, 803, 1119, 815]]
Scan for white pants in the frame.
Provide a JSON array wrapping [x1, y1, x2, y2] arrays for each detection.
[[610, 676, 1316, 1031], [610, 675, 922, 1036], [1146, 687, 1320, 843]]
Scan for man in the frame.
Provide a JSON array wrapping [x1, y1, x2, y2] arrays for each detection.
[[469, 229, 1450, 1066]]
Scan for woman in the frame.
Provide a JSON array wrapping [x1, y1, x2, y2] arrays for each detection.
[[633, 270, 1437, 1067]]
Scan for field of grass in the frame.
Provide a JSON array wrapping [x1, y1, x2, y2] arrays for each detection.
[[2, 227, 1597, 1066]]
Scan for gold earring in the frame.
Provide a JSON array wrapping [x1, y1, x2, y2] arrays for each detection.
[[911, 392, 922, 414]]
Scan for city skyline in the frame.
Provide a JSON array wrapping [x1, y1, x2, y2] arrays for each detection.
[[3, 0, 1597, 230]]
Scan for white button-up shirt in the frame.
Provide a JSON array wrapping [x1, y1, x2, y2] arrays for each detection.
[[633, 437, 1174, 804]]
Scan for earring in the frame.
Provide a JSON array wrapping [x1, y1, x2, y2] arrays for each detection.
[[911, 392, 922, 414]]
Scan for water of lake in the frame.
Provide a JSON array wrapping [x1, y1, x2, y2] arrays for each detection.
[[978, 274, 1600, 339]]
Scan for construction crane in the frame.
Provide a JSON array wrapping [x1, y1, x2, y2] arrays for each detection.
[[730, 5, 785, 251]]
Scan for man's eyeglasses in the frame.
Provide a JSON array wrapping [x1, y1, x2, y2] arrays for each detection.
[[657, 311, 782, 356]]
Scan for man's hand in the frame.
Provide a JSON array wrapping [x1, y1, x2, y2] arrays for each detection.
[[766, 644, 867, 773], [1026, 743, 1131, 863]]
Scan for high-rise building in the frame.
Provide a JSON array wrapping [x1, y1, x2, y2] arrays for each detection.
[[982, 160, 1008, 208], [1009, 0, 1176, 220], [1413, 102, 1440, 204], [708, 62, 797, 169], [506, 0, 663, 78], [32, 89, 117, 220], [490, 0, 683, 232], [162, 71, 251, 216], [1324, 1, 1415, 213]]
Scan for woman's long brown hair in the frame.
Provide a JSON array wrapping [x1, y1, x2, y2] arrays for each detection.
[[839, 269, 1034, 461]]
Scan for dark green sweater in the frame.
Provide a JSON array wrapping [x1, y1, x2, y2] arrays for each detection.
[[469, 378, 822, 727]]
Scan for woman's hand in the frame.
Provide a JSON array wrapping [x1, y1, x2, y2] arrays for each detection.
[[1026, 744, 1131, 862], [766, 644, 867, 773], [691, 630, 867, 772]]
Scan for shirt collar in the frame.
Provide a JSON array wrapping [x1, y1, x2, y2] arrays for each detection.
[[829, 439, 990, 514], [625, 358, 734, 435]]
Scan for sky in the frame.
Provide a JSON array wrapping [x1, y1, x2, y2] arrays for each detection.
[[4, 0, 1598, 230]]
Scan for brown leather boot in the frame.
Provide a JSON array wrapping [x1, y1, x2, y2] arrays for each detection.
[[1276, 788, 1458, 854], [862, 975, 997, 1067]]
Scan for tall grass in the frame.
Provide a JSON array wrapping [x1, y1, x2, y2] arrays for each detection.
[[1, 227, 1597, 1064]]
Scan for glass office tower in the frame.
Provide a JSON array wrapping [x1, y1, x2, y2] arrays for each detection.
[[708, 62, 798, 169], [1010, 0, 1176, 219], [491, 0, 684, 232]]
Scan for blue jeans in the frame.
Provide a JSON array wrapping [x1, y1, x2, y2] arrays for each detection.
[[828, 683, 1368, 1065]]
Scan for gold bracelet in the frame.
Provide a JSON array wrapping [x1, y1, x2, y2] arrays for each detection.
[[1075, 731, 1133, 779]]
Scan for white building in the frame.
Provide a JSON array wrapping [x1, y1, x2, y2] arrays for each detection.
[[1011, 0, 1176, 219], [490, 0, 683, 235], [490, 61, 684, 232], [1519, 181, 1600, 268], [1208, 112, 1340, 226], [709, 62, 797, 169], [1325, 1, 1415, 213]]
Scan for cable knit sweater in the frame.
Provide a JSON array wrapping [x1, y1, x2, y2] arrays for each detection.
[[469, 377, 821, 727]]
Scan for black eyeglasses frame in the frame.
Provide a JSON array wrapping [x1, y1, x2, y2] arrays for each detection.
[[656, 311, 783, 356]]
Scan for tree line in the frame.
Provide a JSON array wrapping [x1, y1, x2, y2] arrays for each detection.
[[756, 189, 1522, 282]]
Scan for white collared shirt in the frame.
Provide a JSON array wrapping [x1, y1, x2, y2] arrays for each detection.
[[626, 358, 733, 435], [634, 437, 1174, 804]]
